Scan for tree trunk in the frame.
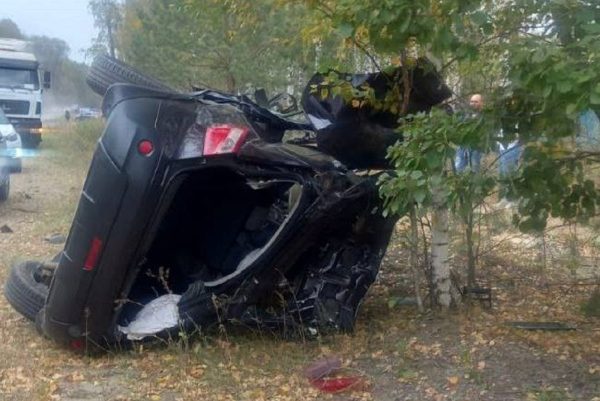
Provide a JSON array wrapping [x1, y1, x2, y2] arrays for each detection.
[[431, 203, 451, 307], [107, 21, 116, 58], [225, 71, 236, 93], [431, 186, 460, 308], [466, 209, 476, 288], [409, 207, 424, 312]]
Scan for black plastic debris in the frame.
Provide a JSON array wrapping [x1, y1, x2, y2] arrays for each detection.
[[1, 224, 13, 233], [505, 321, 576, 331], [462, 286, 492, 309], [44, 233, 66, 244]]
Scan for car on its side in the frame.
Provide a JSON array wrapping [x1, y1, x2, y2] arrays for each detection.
[[0, 108, 22, 173]]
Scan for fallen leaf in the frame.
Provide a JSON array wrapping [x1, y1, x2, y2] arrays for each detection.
[[447, 376, 460, 387]]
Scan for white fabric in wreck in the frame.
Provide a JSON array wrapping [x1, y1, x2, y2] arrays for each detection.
[[118, 294, 182, 340], [307, 114, 332, 130]]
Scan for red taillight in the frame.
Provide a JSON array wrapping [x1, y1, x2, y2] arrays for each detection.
[[83, 237, 103, 271], [203, 124, 249, 156], [138, 140, 154, 156]]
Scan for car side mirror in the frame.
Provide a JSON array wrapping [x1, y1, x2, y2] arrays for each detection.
[[43, 71, 51, 89]]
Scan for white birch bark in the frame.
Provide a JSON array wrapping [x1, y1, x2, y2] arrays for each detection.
[[409, 207, 424, 312], [430, 184, 459, 308]]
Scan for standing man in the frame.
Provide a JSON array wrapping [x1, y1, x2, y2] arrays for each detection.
[[455, 93, 484, 172]]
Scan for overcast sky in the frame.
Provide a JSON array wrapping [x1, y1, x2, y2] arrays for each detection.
[[2, 0, 96, 63]]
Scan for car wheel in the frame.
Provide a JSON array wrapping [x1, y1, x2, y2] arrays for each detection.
[[0, 173, 9, 202], [4, 261, 51, 321], [86, 55, 174, 97]]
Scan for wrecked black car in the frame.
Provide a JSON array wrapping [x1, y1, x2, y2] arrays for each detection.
[[4, 56, 450, 352]]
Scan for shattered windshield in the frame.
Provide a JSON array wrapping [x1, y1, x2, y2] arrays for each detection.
[[0, 67, 39, 90]]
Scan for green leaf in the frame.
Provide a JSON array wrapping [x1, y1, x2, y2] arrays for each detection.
[[414, 190, 426, 203], [430, 175, 442, 187], [566, 103, 578, 115], [410, 171, 423, 179], [398, 12, 412, 34], [470, 11, 488, 27], [338, 22, 354, 38], [583, 22, 600, 34], [556, 81, 572, 94]]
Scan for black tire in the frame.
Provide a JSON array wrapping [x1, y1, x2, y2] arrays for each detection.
[[4, 261, 50, 321], [86, 54, 174, 96], [0, 173, 9, 202]]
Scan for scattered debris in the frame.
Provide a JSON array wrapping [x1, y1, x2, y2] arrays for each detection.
[[309, 375, 365, 393], [462, 286, 492, 308], [303, 356, 367, 393], [303, 356, 342, 380], [1, 224, 13, 233], [44, 233, 66, 244], [388, 297, 419, 308], [505, 321, 576, 331]]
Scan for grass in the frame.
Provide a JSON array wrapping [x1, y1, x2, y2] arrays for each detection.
[[526, 388, 572, 401], [43, 119, 103, 168]]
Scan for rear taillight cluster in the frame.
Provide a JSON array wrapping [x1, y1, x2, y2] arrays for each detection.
[[203, 124, 249, 156]]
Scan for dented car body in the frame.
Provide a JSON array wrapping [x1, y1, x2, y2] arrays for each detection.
[[35, 85, 396, 350]]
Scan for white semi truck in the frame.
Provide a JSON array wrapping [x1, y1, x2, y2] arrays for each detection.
[[0, 38, 50, 148]]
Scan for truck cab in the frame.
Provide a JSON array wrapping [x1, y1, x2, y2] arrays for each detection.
[[0, 38, 50, 148]]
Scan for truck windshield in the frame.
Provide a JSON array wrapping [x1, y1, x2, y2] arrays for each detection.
[[0, 67, 39, 90]]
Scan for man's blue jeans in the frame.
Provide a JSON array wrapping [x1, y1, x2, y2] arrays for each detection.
[[498, 143, 522, 176]]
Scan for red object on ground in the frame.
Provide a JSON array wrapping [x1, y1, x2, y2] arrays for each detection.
[[309, 376, 363, 393]]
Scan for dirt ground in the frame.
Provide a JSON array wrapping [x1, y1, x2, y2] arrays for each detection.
[[1, 123, 600, 401]]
